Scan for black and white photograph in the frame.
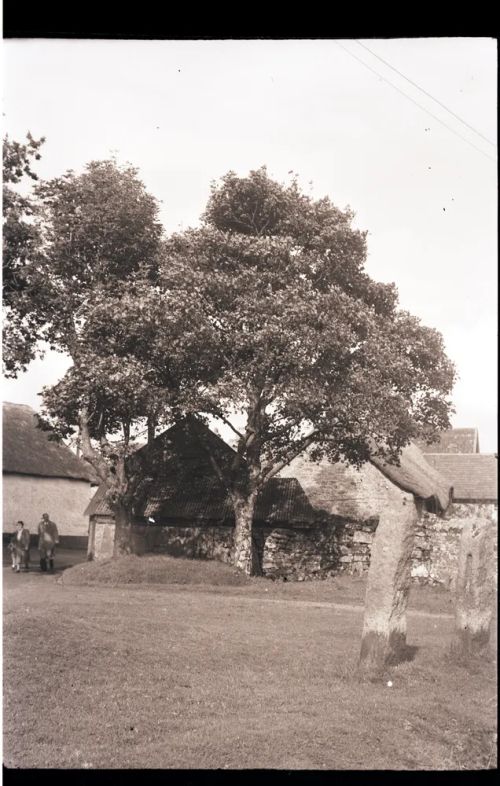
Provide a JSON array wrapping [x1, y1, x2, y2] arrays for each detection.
[[2, 36, 497, 771]]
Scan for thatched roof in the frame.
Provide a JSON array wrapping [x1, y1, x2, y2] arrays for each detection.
[[369, 442, 451, 513], [423, 453, 497, 502], [2, 402, 97, 483]]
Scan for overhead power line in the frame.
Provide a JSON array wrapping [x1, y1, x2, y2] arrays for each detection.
[[335, 41, 496, 164], [355, 39, 496, 148]]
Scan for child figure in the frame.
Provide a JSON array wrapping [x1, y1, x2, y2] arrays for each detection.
[[9, 521, 30, 572], [8, 538, 20, 571]]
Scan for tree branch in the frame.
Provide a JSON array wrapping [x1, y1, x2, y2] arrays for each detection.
[[258, 430, 319, 487], [211, 411, 244, 440], [78, 407, 110, 483]]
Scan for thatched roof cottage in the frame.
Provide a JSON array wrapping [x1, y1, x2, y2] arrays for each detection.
[[2, 402, 97, 547]]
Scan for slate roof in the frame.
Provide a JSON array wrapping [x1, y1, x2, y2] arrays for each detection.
[[413, 428, 479, 454], [85, 417, 451, 521], [423, 454, 497, 502], [2, 402, 97, 483], [87, 475, 320, 525]]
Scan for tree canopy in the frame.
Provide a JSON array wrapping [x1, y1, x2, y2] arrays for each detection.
[[65, 166, 455, 571], [4, 161, 456, 570], [3, 154, 170, 552], [3, 132, 45, 372]]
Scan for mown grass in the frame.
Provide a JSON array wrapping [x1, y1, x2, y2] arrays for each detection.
[[61, 552, 456, 616], [3, 553, 497, 770]]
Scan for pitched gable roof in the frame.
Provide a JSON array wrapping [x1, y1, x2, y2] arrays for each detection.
[[2, 402, 97, 483], [423, 454, 497, 502], [279, 442, 451, 518], [145, 476, 320, 525], [84, 417, 321, 525], [85, 416, 239, 519], [414, 428, 479, 454], [85, 417, 451, 521]]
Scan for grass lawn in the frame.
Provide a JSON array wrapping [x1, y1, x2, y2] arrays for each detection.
[[3, 552, 497, 770]]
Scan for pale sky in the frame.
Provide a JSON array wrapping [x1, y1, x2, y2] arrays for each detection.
[[2, 38, 497, 451]]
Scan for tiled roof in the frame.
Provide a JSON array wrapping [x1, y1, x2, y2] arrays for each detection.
[[2, 402, 97, 483], [85, 417, 452, 521], [414, 428, 479, 454], [423, 454, 497, 502], [86, 474, 320, 525], [84, 416, 238, 518]]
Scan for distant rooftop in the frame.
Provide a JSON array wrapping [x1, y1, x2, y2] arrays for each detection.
[[85, 418, 452, 520], [424, 453, 497, 502], [2, 402, 97, 483], [414, 428, 479, 455]]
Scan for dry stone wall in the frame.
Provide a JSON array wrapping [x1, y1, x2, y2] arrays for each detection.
[[411, 503, 497, 588], [127, 516, 378, 581], [90, 502, 497, 585]]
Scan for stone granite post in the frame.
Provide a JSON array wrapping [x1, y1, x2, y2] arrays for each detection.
[[89, 515, 116, 560], [358, 492, 418, 677], [451, 517, 496, 659]]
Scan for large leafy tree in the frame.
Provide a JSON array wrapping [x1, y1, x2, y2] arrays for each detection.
[[3, 132, 45, 372], [3, 158, 169, 553], [7, 163, 456, 569], [114, 166, 454, 574]]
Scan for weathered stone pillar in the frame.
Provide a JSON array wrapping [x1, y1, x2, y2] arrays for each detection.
[[359, 493, 418, 677], [92, 516, 116, 560], [451, 517, 496, 660]]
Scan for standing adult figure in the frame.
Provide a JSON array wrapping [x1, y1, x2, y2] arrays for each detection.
[[38, 513, 60, 572]]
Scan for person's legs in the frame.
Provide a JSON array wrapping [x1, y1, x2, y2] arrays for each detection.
[[39, 548, 47, 571]]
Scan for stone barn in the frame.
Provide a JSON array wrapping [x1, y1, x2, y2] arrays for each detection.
[[2, 402, 98, 548], [86, 417, 453, 580], [411, 452, 497, 587], [409, 427, 497, 586]]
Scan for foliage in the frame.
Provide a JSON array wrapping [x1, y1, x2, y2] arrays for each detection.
[[3, 157, 168, 528], [2, 132, 45, 372], [157, 167, 456, 475], [83, 166, 456, 570], [5, 162, 456, 566]]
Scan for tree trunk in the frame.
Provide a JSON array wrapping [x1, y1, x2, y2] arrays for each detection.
[[113, 503, 134, 558], [358, 494, 418, 678], [232, 493, 261, 576], [451, 517, 496, 660]]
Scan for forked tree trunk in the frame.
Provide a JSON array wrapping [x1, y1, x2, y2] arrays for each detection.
[[113, 503, 134, 558], [232, 493, 261, 576], [451, 517, 496, 660], [358, 494, 418, 678]]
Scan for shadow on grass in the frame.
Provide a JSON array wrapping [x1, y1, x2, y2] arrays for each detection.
[[387, 643, 419, 666]]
